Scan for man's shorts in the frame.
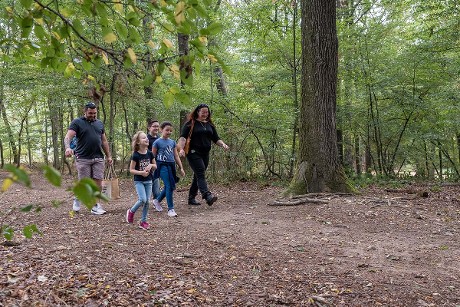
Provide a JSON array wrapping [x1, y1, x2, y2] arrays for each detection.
[[75, 157, 105, 180]]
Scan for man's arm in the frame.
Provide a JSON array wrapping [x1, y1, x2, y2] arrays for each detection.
[[64, 130, 76, 157], [101, 133, 113, 164]]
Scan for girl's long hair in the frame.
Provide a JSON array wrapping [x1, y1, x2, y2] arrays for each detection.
[[186, 104, 214, 126], [131, 131, 144, 152]]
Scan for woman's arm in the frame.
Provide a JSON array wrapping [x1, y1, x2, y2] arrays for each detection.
[[174, 147, 185, 176], [177, 137, 186, 157], [216, 139, 229, 150]]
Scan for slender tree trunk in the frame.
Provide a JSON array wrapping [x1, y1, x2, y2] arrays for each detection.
[[0, 90, 19, 165], [289, 0, 352, 194], [457, 133, 460, 165], [354, 135, 361, 175], [48, 97, 61, 169], [438, 144, 443, 181], [42, 118, 49, 165], [178, 33, 190, 88], [26, 117, 32, 167], [108, 72, 118, 162], [0, 139, 3, 168]]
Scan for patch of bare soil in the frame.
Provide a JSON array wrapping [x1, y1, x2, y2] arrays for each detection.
[[1, 171, 459, 306]]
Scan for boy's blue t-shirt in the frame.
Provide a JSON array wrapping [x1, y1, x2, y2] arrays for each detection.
[[152, 138, 176, 163]]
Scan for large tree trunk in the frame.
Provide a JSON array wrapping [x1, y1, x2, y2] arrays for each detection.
[[289, 0, 352, 194]]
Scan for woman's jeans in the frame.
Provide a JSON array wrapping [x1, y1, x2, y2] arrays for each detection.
[[157, 166, 175, 210], [131, 180, 152, 222], [186, 151, 210, 199]]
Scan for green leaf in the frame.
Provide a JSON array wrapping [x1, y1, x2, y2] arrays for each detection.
[[194, 4, 208, 18], [59, 24, 70, 39], [164, 91, 174, 108], [157, 61, 165, 74], [73, 19, 84, 34], [93, 55, 102, 67], [115, 21, 128, 40], [20, 205, 33, 212], [99, 16, 109, 27], [128, 27, 141, 44], [123, 55, 133, 68], [95, 2, 108, 18], [72, 178, 100, 210], [158, 44, 168, 56], [4, 164, 31, 187], [2, 226, 14, 241], [190, 38, 206, 54], [20, 0, 33, 9], [162, 22, 175, 33], [82, 59, 91, 71], [169, 85, 181, 94], [207, 22, 223, 35], [34, 25, 47, 40], [187, 6, 197, 19], [103, 32, 117, 44], [177, 20, 192, 35], [176, 92, 191, 104], [142, 74, 154, 87], [64, 62, 75, 78], [23, 224, 41, 239], [42, 165, 61, 187], [180, 69, 193, 86], [20, 16, 34, 38], [127, 11, 141, 26]]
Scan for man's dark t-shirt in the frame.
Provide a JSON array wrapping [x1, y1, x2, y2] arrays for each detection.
[[148, 134, 159, 151], [69, 116, 105, 159]]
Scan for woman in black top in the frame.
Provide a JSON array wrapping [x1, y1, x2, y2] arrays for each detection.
[[178, 104, 229, 206]]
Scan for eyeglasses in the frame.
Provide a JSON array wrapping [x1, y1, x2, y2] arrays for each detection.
[[85, 102, 97, 109], [197, 104, 209, 108]]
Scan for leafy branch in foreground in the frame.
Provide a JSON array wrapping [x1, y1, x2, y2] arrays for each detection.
[[1, 164, 109, 244]]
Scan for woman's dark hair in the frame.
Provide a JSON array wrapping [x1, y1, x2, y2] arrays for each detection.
[[187, 104, 214, 126]]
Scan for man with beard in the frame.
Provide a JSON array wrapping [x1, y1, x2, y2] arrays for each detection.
[[64, 102, 113, 214]]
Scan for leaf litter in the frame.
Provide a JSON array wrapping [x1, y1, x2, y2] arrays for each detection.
[[0, 171, 459, 306]]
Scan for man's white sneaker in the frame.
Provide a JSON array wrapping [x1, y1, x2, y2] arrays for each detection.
[[91, 203, 106, 215], [167, 209, 177, 217], [72, 198, 81, 212], [153, 199, 163, 212]]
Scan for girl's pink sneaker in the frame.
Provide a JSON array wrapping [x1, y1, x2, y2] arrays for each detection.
[[139, 221, 150, 230]]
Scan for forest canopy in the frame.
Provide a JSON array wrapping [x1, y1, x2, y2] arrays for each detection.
[[0, 0, 459, 182]]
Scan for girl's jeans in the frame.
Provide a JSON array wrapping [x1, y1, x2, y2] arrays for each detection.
[[157, 166, 175, 210], [131, 180, 152, 222]]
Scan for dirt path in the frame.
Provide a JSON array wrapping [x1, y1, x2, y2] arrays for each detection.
[[1, 172, 459, 306]]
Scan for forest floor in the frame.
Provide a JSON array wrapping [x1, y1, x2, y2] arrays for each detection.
[[0, 170, 459, 306]]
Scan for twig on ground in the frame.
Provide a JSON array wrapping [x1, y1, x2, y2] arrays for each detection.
[[269, 198, 329, 206]]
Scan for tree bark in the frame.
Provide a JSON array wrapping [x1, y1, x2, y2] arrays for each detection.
[[48, 97, 61, 169], [289, 0, 352, 194]]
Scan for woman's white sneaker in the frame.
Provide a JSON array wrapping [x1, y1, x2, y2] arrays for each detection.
[[167, 209, 177, 217]]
